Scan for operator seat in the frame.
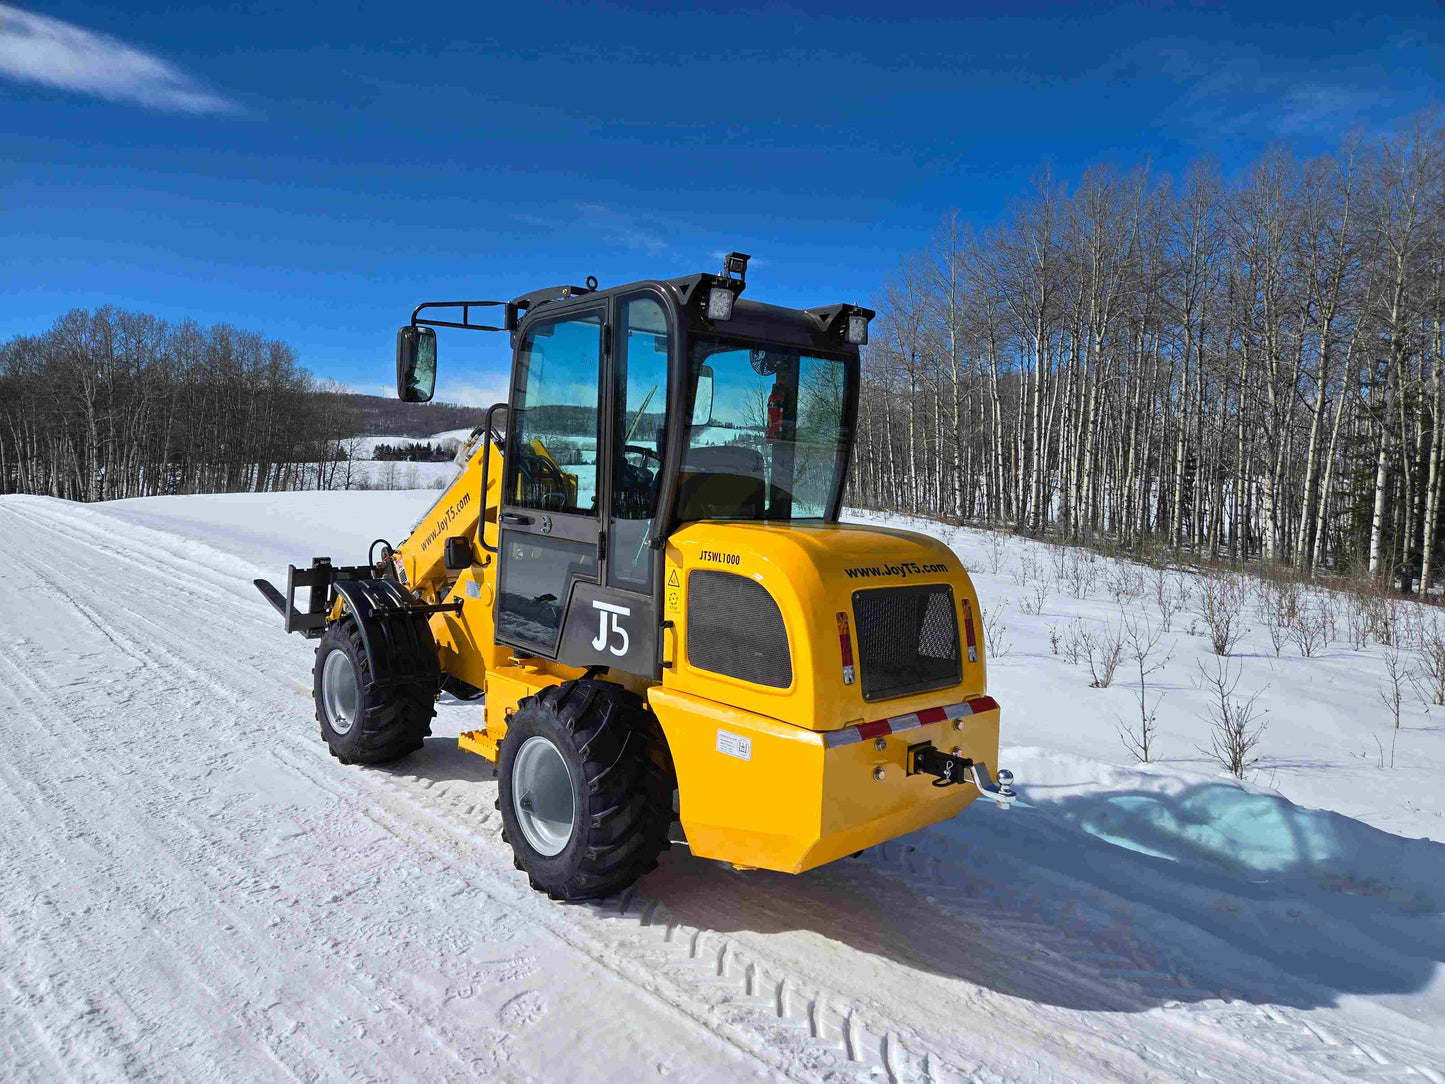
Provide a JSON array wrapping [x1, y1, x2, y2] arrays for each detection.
[[677, 444, 766, 521]]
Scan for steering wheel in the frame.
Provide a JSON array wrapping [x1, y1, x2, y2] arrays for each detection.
[[623, 444, 662, 466]]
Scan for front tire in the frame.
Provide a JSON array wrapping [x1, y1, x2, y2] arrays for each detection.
[[313, 618, 435, 764], [498, 679, 673, 900]]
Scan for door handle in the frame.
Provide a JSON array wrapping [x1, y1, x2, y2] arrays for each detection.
[[499, 512, 534, 526]]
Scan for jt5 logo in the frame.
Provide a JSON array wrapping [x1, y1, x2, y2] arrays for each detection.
[[591, 600, 630, 656]]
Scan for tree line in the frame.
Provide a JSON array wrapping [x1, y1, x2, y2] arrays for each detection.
[[853, 117, 1445, 588], [0, 306, 359, 500], [371, 440, 457, 462]]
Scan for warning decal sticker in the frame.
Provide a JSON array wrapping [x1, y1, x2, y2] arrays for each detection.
[[715, 729, 752, 761]]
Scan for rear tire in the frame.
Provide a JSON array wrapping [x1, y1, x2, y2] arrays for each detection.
[[313, 618, 434, 764], [498, 679, 673, 901]]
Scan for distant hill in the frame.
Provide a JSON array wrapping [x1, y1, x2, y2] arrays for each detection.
[[328, 392, 489, 437]]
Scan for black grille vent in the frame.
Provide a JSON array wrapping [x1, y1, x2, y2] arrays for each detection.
[[853, 584, 961, 701], [687, 571, 792, 688]]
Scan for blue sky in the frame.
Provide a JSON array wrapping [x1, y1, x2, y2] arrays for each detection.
[[2, 2, 1441, 409]]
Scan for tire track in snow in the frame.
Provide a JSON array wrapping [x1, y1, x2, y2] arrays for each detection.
[[0, 522, 580, 1082], [0, 504, 1051, 1083], [1, 504, 797, 1084], [0, 617, 562, 1084]]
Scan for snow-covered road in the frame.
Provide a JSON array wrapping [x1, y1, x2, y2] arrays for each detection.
[[2, 493, 1442, 1083]]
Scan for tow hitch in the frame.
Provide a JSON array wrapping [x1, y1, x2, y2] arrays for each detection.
[[906, 743, 1017, 809]]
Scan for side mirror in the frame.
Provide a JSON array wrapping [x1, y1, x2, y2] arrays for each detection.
[[396, 325, 437, 403], [691, 365, 715, 427]]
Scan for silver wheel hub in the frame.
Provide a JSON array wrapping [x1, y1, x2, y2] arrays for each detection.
[[512, 735, 576, 857], [321, 649, 359, 736]]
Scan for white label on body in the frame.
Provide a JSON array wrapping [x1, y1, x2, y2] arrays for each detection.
[[715, 729, 752, 761]]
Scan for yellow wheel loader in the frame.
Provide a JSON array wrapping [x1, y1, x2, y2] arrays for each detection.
[[256, 253, 1014, 901]]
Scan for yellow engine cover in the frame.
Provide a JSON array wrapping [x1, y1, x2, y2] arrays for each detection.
[[660, 521, 988, 731], [649, 519, 999, 872]]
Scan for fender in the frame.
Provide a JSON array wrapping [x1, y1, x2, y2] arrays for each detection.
[[255, 558, 457, 694], [330, 578, 444, 694]]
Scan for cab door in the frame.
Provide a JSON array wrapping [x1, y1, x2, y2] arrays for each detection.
[[495, 306, 606, 656]]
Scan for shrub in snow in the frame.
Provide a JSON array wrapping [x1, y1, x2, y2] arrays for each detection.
[[1289, 596, 1331, 658], [1193, 658, 1268, 779], [1011, 547, 1042, 587], [1084, 616, 1125, 688], [1254, 576, 1299, 657], [1365, 588, 1405, 648], [1018, 579, 1049, 616], [1059, 618, 1090, 665], [982, 531, 1009, 575], [1345, 591, 1373, 650], [1151, 566, 1185, 632], [1117, 612, 1175, 764], [982, 603, 1012, 658], [1409, 606, 1445, 705], [1105, 563, 1146, 605], [1061, 549, 1100, 599], [1198, 574, 1247, 655], [1379, 643, 1413, 732]]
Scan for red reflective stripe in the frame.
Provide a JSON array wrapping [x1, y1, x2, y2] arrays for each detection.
[[855, 720, 892, 740], [825, 698, 999, 750]]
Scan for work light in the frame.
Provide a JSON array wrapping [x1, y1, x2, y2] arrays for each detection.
[[846, 311, 869, 345], [707, 285, 736, 321]]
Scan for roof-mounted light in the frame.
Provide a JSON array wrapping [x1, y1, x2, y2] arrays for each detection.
[[704, 250, 750, 322], [804, 303, 876, 346], [706, 285, 737, 321], [846, 310, 870, 345]]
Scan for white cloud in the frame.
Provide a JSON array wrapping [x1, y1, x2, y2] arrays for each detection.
[[0, 4, 239, 114], [440, 380, 511, 409], [1101, 39, 1403, 141], [574, 202, 672, 255]]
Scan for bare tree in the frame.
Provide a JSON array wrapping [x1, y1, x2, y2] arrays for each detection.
[[849, 123, 1445, 591], [1117, 612, 1175, 763], [1379, 643, 1413, 730]]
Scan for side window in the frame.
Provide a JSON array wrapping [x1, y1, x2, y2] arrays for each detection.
[[610, 295, 669, 590], [508, 312, 602, 515]]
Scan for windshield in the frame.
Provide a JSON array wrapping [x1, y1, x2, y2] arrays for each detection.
[[680, 337, 852, 522]]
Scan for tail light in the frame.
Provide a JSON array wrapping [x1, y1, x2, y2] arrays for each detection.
[[961, 598, 979, 663], [836, 611, 856, 685]]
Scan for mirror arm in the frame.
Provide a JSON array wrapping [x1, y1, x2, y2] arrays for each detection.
[[410, 300, 519, 333]]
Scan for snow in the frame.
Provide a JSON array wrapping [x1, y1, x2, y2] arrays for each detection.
[[2, 491, 1443, 1083]]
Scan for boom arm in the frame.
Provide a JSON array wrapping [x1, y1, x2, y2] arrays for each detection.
[[389, 425, 506, 598]]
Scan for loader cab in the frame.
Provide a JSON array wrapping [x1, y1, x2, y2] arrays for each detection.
[[400, 257, 871, 679]]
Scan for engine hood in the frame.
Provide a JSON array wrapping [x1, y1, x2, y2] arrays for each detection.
[[661, 520, 987, 731]]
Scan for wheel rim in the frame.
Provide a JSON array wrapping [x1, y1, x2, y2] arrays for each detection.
[[321, 649, 359, 736], [512, 735, 576, 857]]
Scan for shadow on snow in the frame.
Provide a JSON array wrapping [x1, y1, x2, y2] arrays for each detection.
[[400, 732, 1445, 1016]]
